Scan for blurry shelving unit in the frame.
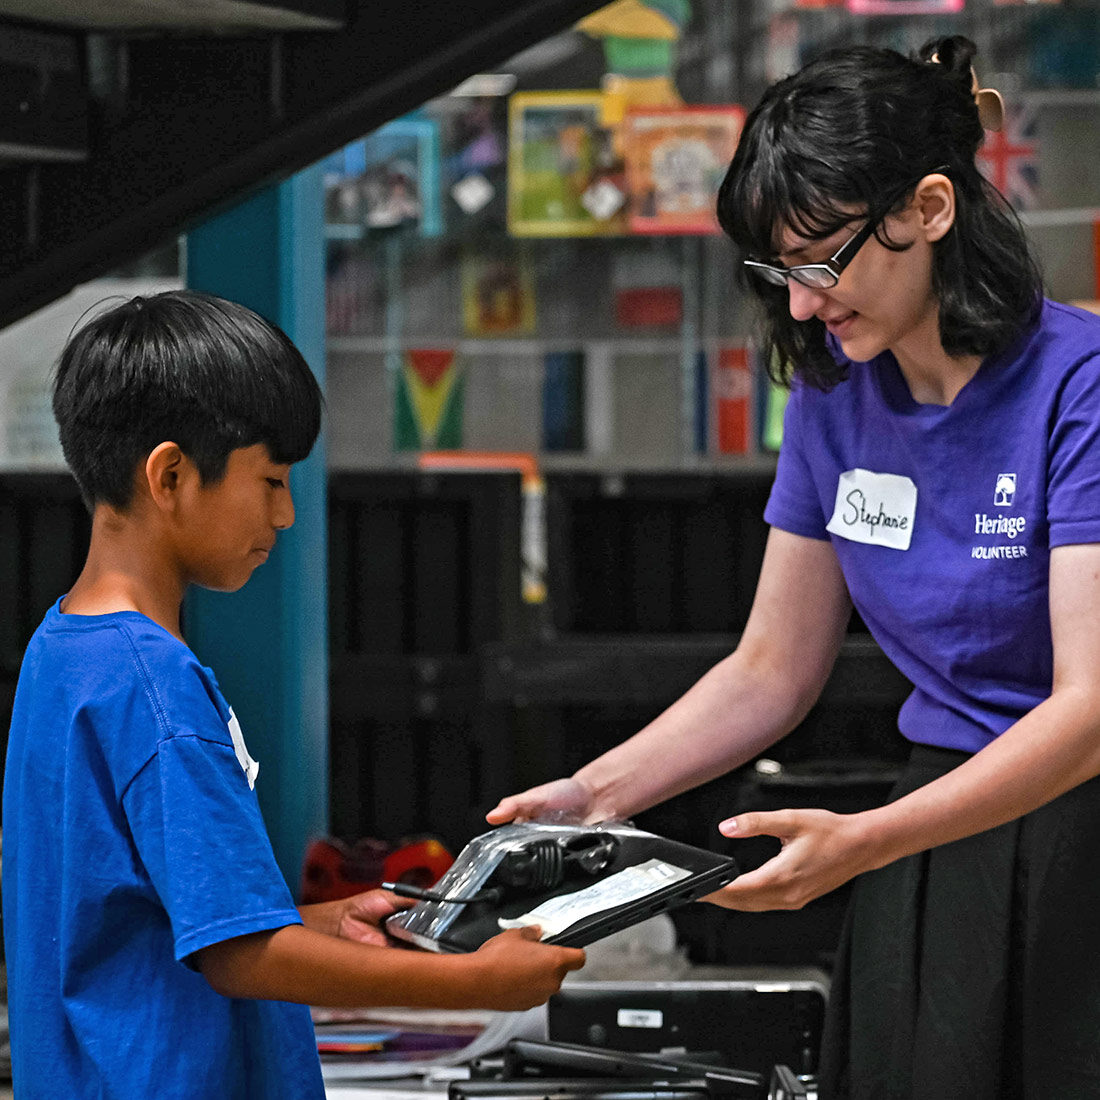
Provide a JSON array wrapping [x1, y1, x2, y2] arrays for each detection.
[[326, 469, 529, 851]]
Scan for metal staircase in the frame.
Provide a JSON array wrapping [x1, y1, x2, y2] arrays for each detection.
[[0, 0, 603, 329]]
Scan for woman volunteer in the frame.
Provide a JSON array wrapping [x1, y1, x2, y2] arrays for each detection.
[[489, 36, 1100, 1098]]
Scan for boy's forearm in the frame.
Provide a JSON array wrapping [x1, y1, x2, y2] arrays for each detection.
[[198, 924, 484, 1008]]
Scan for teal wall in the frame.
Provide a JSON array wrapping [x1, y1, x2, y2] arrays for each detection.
[[184, 164, 329, 893]]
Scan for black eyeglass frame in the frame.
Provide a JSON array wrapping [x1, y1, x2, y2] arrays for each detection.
[[742, 167, 950, 290]]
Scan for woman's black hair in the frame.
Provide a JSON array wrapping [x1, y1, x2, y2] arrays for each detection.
[[52, 289, 323, 510], [716, 35, 1043, 389]]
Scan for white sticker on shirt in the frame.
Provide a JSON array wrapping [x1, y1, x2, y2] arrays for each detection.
[[826, 468, 917, 551], [227, 707, 260, 789]]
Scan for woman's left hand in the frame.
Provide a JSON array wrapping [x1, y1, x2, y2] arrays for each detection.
[[704, 809, 879, 911]]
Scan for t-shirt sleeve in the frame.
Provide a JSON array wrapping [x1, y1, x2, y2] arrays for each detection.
[[123, 732, 302, 963], [763, 383, 830, 540], [1048, 353, 1100, 548]]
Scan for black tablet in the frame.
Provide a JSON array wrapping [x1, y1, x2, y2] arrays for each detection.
[[385, 822, 738, 953]]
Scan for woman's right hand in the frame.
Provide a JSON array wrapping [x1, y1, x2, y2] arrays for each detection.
[[485, 776, 597, 825], [465, 927, 585, 1010]]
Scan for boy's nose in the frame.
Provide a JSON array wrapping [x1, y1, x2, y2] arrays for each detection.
[[787, 280, 827, 323], [273, 489, 295, 531]]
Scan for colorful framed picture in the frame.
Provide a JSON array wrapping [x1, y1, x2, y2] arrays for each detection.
[[444, 96, 508, 226], [622, 106, 745, 235], [460, 246, 537, 336], [507, 91, 626, 237], [846, 0, 964, 12], [323, 114, 443, 238]]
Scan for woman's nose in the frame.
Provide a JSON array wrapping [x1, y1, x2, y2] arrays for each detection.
[[787, 279, 828, 322]]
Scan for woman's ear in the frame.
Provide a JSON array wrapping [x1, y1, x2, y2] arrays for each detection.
[[914, 173, 956, 243], [144, 442, 188, 512]]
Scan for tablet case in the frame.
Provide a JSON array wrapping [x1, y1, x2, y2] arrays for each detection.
[[385, 821, 738, 953]]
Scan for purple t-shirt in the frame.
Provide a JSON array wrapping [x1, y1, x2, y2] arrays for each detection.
[[765, 299, 1100, 752]]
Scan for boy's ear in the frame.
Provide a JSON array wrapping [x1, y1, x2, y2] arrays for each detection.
[[144, 442, 192, 512]]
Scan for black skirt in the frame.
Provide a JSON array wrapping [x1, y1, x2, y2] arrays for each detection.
[[818, 743, 1100, 1100]]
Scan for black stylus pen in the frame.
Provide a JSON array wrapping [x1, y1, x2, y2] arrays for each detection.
[[382, 881, 504, 905]]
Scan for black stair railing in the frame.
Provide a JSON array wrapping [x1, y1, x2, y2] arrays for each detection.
[[0, 0, 605, 330]]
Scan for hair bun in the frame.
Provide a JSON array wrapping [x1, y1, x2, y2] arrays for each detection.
[[919, 35, 1002, 131], [919, 35, 978, 85]]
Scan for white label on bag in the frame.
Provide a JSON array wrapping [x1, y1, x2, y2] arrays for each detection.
[[498, 859, 690, 940], [617, 1009, 664, 1029], [826, 468, 917, 550]]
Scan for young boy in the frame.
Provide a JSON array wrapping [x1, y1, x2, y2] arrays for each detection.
[[2, 290, 584, 1098]]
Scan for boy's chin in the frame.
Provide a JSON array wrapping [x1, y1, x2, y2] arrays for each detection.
[[197, 570, 256, 594]]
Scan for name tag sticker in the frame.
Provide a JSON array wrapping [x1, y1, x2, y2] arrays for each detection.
[[228, 707, 260, 789], [826, 468, 917, 551]]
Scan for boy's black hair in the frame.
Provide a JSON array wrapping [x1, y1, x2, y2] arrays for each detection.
[[52, 289, 323, 510], [716, 35, 1044, 390]]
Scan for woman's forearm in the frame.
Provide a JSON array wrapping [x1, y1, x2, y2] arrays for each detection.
[[575, 532, 853, 821], [859, 685, 1100, 872], [573, 644, 834, 821], [487, 530, 853, 830], [861, 544, 1100, 869], [713, 687, 1100, 913]]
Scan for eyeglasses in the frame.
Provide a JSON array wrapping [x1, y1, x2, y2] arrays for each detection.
[[742, 169, 948, 291], [743, 214, 885, 290]]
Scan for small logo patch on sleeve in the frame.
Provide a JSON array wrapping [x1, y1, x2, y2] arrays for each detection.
[[227, 708, 260, 789]]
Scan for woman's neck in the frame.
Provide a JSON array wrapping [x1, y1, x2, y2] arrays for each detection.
[[891, 313, 982, 406]]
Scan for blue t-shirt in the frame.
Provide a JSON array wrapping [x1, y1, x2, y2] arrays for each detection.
[[2, 600, 325, 1098], [765, 299, 1100, 752]]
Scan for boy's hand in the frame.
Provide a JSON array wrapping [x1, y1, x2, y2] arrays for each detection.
[[464, 926, 585, 1011], [336, 889, 414, 945], [300, 888, 413, 946]]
